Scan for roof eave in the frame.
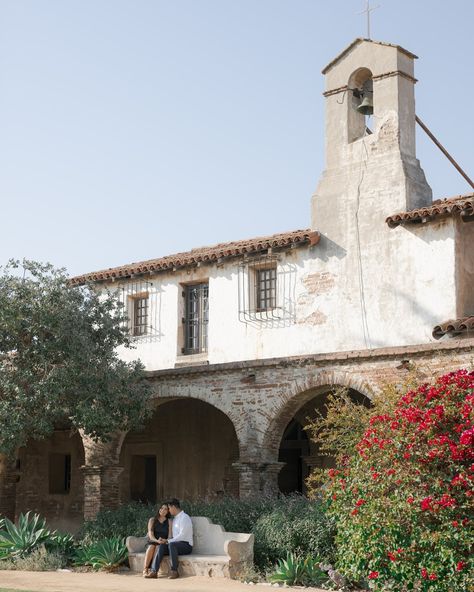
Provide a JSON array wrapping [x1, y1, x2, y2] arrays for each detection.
[[70, 230, 321, 287], [322, 38, 418, 75]]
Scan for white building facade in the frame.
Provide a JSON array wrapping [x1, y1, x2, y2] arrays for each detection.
[[2, 38, 473, 531]]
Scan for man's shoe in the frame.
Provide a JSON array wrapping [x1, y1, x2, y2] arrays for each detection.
[[168, 570, 179, 579], [145, 570, 157, 579]]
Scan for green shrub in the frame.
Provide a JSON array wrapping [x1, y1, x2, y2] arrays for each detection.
[[269, 552, 327, 586], [0, 512, 51, 560], [74, 537, 127, 571], [252, 496, 335, 568], [182, 496, 272, 534], [79, 502, 152, 544], [45, 532, 76, 563], [0, 546, 66, 571]]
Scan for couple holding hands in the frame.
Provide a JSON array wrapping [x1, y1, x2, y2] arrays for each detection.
[[143, 498, 193, 580]]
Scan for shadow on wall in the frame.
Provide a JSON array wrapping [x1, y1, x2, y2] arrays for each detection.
[[308, 235, 347, 263]]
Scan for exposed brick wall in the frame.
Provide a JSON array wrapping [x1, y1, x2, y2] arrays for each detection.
[[82, 465, 124, 521], [0, 454, 18, 520], [6, 338, 473, 526], [14, 431, 85, 532]]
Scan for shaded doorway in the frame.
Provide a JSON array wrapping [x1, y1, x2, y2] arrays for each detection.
[[278, 419, 310, 494], [130, 455, 157, 504], [276, 387, 371, 495]]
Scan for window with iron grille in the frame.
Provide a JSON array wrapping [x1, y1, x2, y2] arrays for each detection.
[[238, 254, 295, 325], [132, 296, 148, 336], [256, 266, 277, 311], [183, 283, 208, 355]]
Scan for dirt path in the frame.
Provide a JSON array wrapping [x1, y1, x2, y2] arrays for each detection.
[[0, 571, 327, 592]]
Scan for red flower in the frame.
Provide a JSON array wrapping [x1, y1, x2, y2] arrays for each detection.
[[420, 496, 433, 511], [421, 568, 428, 579], [355, 499, 365, 507], [460, 427, 474, 445], [368, 571, 379, 579], [407, 496, 415, 504], [439, 494, 456, 508], [351, 509, 358, 515], [387, 551, 397, 561], [456, 561, 465, 571], [429, 573, 437, 580]]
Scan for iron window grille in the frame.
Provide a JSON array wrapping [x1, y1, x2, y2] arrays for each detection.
[[116, 279, 161, 342], [182, 283, 209, 355], [132, 295, 149, 336], [238, 253, 296, 325], [256, 266, 277, 311]]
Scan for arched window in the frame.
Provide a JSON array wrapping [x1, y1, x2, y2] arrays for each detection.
[[347, 68, 373, 143]]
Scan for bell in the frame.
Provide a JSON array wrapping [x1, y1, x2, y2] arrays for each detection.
[[356, 95, 373, 116]]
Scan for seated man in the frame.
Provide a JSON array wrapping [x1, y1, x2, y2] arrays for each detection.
[[146, 498, 193, 579]]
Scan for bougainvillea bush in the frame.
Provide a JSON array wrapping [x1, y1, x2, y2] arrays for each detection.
[[321, 370, 473, 591]]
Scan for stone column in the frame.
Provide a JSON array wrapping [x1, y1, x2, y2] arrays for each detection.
[[261, 462, 285, 496], [0, 454, 18, 520], [81, 465, 124, 521], [80, 432, 126, 521], [233, 460, 285, 498]]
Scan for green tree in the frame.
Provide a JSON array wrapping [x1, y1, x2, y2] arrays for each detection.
[[0, 259, 152, 456]]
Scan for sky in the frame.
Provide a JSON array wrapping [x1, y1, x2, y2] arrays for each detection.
[[0, 0, 473, 277]]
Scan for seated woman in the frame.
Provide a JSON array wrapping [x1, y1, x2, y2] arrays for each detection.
[[143, 503, 172, 577]]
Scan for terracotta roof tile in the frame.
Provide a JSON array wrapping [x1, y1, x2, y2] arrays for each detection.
[[432, 316, 474, 339], [386, 193, 474, 228], [70, 229, 320, 285]]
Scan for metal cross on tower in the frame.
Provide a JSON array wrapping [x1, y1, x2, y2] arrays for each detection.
[[358, 0, 380, 39]]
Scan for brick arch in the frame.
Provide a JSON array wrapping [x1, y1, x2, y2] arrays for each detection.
[[149, 386, 248, 458], [260, 369, 373, 456], [81, 430, 127, 466], [120, 396, 241, 501]]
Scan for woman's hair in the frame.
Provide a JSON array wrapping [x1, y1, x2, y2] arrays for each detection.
[[153, 502, 171, 520]]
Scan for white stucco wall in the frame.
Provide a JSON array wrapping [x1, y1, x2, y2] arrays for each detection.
[[112, 216, 456, 372]]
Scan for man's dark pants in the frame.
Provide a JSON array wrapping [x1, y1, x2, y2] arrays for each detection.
[[150, 541, 192, 572]]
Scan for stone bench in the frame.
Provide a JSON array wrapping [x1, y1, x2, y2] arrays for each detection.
[[126, 516, 254, 579]]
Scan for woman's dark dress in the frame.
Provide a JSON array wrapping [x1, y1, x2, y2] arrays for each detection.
[[147, 518, 169, 546]]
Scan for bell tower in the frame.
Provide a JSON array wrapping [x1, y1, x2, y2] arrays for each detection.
[[311, 38, 432, 236]]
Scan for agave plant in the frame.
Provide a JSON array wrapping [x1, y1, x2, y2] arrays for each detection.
[[74, 537, 127, 571], [269, 552, 326, 586], [0, 511, 52, 560], [269, 552, 306, 585], [46, 532, 76, 561]]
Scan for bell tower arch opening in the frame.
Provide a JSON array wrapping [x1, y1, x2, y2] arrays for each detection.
[[348, 67, 373, 142]]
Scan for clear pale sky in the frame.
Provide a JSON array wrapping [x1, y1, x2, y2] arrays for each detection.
[[0, 0, 473, 277]]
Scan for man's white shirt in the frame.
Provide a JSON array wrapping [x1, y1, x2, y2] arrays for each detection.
[[168, 511, 193, 546]]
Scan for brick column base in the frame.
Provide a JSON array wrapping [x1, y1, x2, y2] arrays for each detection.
[[81, 465, 124, 521], [0, 454, 18, 520], [233, 461, 285, 498]]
